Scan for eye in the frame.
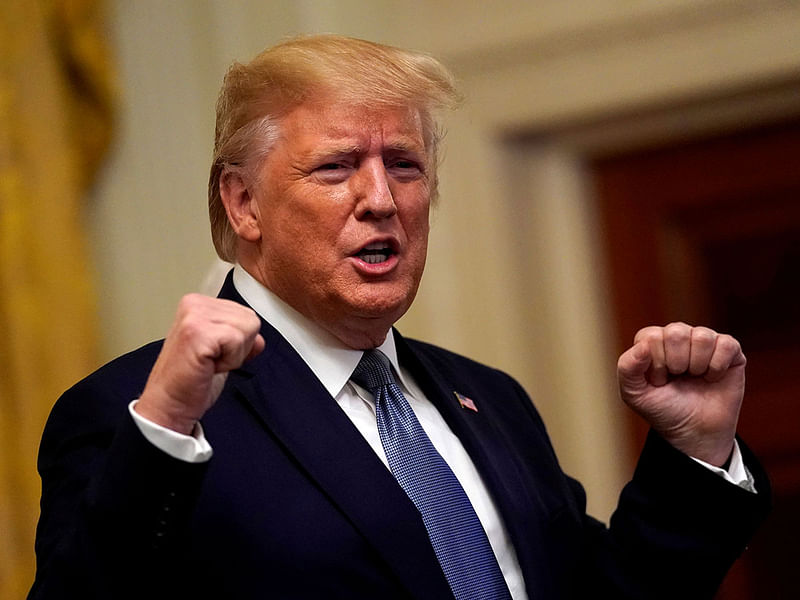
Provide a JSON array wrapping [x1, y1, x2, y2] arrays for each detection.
[[387, 158, 423, 180], [313, 162, 353, 183], [392, 160, 417, 169]]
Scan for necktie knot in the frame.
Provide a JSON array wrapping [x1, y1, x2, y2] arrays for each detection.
[[351, 350, 395, 393]]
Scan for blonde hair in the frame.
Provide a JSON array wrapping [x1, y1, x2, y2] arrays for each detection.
[[208, 34, 461, 261]]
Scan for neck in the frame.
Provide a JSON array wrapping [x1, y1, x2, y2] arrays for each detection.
[[317, 317, 392, 350], [234, 261, 396, 350]]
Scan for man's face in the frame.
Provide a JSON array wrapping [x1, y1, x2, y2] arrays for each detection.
[[246, 100, 432, 348]]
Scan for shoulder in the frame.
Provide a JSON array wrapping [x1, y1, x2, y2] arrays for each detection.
[[66, 340, 164, 401], [400, 335, 542, 424], [400, 335, 555, 456], [42, 341, 165, 444], [402, 337, 522, 389]]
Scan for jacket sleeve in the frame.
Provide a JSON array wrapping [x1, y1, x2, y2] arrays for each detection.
[[511, 371, 771, 599], [29, 351, 209, 600], [580, 429, 771, 599]]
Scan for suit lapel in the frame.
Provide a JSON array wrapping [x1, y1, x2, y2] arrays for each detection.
[[395, 331, 555, 595], [217, 274, 452, 599], [232, 334, 452, 598], [216, 273, 558, 595], [395, 331, 537, 511]]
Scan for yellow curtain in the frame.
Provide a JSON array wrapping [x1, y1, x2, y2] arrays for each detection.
[[0, 0, 114, 596]]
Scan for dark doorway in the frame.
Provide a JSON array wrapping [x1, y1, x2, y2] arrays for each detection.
[[592, 120, 800, 599]]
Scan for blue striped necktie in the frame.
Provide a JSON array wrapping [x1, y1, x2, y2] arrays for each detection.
[[351, 350, 512, 600]]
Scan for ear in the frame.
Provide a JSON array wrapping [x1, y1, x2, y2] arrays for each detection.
[[220, 169, 261, 243]]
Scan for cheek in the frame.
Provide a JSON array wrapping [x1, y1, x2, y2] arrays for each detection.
[[265, 190, 348, 247], [404, 201, 431, 243]]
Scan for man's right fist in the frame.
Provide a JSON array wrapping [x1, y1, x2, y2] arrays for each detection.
[[135, 294, 264, 434]]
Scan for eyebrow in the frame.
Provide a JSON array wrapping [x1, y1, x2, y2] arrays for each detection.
[[306, 144, 362, 161], [305, 139, 426, 162], [384, 139, 425, 155]]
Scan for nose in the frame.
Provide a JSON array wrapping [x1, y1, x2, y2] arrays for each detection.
[[353, 160, 397, 220]]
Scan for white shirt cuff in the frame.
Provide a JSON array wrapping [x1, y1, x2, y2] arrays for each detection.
[[691, 440, 756, 493], [129, 400, 213, 463]]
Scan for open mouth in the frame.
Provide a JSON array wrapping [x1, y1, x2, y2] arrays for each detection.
[[356, 241, 395, 264]]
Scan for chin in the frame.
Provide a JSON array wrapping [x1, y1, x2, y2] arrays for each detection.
[[347, 286, 416, 321]]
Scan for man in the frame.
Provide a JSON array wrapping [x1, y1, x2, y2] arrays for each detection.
[[30, 35, 769, 599]]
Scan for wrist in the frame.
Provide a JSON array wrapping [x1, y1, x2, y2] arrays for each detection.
[[665, 433, 735, 467], [134, 393, 198, 436]]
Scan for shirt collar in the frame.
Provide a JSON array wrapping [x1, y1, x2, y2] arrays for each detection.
[[232, 265, 404, 397]]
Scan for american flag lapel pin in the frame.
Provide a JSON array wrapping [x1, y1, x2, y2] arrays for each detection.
[[454, 391, 478, 412]]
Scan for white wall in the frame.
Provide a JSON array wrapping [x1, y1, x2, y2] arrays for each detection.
[[90, 0, 800, 520]]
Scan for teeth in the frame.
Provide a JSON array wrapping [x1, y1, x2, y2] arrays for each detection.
[[358, 242, 392, 264], [364, 242, 389, 250]]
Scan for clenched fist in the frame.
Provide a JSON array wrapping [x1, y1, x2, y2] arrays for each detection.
[[617, 322, 746, 466], [135, 294, 265, 434]]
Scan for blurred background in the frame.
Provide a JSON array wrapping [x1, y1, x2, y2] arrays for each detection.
[[2, 1, 799, 598]]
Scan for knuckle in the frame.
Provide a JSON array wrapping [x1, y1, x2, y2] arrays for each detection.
[[247, 311, 261, 331], [176, 293, 210, 320], [635, 326, 660, 344], [666, 321, 689, 328], [716, 334, 740, 354], [219, 323, 243, 345], [691, 327, 716, 346], [664, 321, 690, 339], [180, 292, 203, 308], [234, 325, 250, 345], [177, 316, 204, 342]]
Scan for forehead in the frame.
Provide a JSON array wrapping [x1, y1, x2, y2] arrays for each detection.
[[277, 101, 428, 153]]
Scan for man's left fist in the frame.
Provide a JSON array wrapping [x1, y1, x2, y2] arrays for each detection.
[[617, 322, 746, 466]]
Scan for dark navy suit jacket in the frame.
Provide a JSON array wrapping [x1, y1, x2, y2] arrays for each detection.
[[30, 275, 770, 599]]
